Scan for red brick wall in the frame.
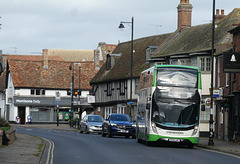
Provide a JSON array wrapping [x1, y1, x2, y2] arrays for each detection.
[[177, 0, 192, 30]]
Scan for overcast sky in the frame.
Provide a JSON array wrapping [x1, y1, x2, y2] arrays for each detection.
[[0, 0, 239, 55]]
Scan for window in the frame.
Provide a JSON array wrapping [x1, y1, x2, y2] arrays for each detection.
[[135, 79, 140, 94], [36, 89, 40, 95], [107, 82, 112, 96], [106, 55, 111, 70], [117, 106, 125, 114], [31, 89, 46, 95], [105, 107, 114, 119], [226, 73, 229, 87], [31, 90, 35, 95], [217, 58, 220, 87], [119, 81, 125, 95], [156, 62, 168, 65], [179, 59, 191, 66], [199, 57, 211, 72]]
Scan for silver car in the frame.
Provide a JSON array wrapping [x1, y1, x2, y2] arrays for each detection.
[[80, 115, 104, 134]]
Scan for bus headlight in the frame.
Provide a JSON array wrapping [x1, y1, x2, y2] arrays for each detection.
[[151, 122, 158, 134], [191, 125, 199, 136]]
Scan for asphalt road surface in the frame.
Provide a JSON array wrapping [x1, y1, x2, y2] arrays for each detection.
[[16, 127, 240, 164]]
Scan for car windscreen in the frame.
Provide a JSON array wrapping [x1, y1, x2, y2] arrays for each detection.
[[110, 115, 131, 122], [88, 116, 103, 122]]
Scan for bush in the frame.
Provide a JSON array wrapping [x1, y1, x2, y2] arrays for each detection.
[[0, 118, 11, 127]]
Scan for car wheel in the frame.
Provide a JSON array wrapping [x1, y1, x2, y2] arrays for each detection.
[[79, 127, 83, 133], [85, 127, 89, 134], [132, 135, 136, 139], [137, 138, 142, 143], [125, 136, 130, 139], [102, 128, 106, 137], [107, 127, 112, 138]]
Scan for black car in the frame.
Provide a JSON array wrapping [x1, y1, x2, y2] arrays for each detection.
[[102, 114, 136, 139]]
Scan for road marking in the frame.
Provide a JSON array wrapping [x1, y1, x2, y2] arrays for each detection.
[[43, 138, 55, 164], [197, 147, 240, 159]]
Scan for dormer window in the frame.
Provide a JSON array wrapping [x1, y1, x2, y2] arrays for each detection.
[[146, 46, 158, 61], [106, 54, 111, 70]]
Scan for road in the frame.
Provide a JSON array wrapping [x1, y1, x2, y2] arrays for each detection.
[[16, 127, 240, 164]]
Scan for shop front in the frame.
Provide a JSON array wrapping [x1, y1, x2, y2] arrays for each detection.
[[13, 96, 73, 124]]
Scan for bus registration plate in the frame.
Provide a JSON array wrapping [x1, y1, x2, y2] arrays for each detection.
[[169, 138, 180, 142]]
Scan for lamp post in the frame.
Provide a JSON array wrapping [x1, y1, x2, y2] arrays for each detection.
[[119, 16, 134, 118], [78, 64, 81, 129], [209, 0, 215, 146], [69, 64, 74, 127]]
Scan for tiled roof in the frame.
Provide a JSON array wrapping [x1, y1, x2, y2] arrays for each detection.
[[2, 55, 65, 66], [152, 8, 240, 58], [90, 33, 172, 84], [4, 54, 65, 61], [8, 59, 97, 90]]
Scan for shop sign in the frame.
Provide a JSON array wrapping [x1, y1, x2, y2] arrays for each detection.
[[223, 52, 240, 73], [87, 95, 95, 103], [14, 96, 72, 107], [204, 98, 211, 107], [15, 99, 41, 104]]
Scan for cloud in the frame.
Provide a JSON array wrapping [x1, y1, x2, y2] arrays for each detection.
[[0, 0, 239, 55]]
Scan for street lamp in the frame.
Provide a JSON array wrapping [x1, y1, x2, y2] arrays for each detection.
[[69, 64, 74, 127], [119, 17, 134, 118], [78, 64, 82, 129], [209, 0, 215, 146], [69, 63, 81, 128]]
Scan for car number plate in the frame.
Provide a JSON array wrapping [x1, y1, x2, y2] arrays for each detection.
[[120, 130, 129, 133], [169, 138, 180, 142]]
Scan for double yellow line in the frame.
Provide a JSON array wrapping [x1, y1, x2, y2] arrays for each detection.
[[43, 138, 55, 164]]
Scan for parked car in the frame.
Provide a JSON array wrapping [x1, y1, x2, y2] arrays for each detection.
[[80, 115, 104, 134], [102, 114, 136, 139]]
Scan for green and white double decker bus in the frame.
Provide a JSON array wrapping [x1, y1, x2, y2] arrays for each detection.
[[137, 65, 202, 147]]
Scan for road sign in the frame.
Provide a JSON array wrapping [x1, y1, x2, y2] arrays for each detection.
[[55, 92, 61, 101]]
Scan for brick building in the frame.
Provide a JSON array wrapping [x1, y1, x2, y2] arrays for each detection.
[[0, 53, 98, 124], [215, 24, 240, 142]]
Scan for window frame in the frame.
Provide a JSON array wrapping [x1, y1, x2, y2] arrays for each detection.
[[119, 80, 125, 95], [107, 82, 112, 96], [199, 56, 211, 73]]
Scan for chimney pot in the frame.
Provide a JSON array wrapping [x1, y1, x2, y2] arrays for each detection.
[[221, 9, 224, 15], [216, 9, 220, 15]]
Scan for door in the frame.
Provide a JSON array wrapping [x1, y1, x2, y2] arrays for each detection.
[[18, 106, 26, 124]]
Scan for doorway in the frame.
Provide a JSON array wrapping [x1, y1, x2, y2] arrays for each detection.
[[18, 106, 26, 124]]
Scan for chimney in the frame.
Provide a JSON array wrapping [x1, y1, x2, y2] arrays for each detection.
[[42, 49, 49, 69], [221, 9, 224, 15], [215, 9, 226, 20], [177, 0, 193, 31]]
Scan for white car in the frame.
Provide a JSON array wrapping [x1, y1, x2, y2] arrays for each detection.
[[80, 115, 104, 134]]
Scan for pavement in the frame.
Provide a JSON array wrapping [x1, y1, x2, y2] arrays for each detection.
[[0, 124, 240, 164]]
